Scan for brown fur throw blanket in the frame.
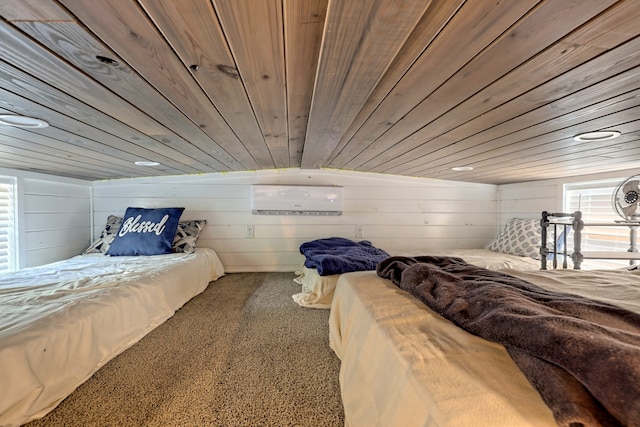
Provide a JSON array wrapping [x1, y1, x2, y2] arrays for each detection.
[[377, 256, 640, 427]]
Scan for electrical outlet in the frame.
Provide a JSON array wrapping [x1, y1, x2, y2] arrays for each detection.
[[355, 225, 365, 238], [245, 225, 254, 238]]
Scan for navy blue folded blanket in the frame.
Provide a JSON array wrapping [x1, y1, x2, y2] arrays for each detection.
[[300, 237, 390, 276]]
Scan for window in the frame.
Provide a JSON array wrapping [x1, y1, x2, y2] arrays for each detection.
[[0, 176, 16, 273], [564, 177, 634, 268]]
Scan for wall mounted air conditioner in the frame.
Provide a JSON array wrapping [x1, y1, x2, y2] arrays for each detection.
[[251, 185, 343, 215]]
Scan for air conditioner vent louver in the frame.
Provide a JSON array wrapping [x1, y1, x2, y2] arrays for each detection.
[[251, 185, 343, 216]]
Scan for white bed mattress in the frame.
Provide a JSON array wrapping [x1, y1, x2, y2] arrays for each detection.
[[0, 248, 224, 427], [293, 249, 541, 309], [329, 267, 640, 427]]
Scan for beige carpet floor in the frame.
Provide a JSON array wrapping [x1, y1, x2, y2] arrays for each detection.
[[25, 272, 345, 426]]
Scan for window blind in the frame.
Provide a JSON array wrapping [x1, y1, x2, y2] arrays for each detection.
[[564, 178, 633, 268], [0, 176, 16, 273]]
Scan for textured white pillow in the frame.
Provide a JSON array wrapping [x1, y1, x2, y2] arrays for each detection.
[[83, 215, 123, 254], [488, 218, 542, 259], [172, 219, 207, 254]]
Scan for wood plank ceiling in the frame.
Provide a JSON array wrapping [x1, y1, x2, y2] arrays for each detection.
[[0, 0, 639, 184]]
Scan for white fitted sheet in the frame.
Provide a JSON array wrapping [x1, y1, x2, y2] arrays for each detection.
[[0, 248, 224, 427]]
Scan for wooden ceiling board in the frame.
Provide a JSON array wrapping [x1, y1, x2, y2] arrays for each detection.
[[428, 118, 640, 175], [326, 0, 465, 163], [399, 115, 639, 184], [283, 0, 329, 167], [213, 0, 288, 168], [464, 144, 640, 184], [0, 56, 207, 174], [140, 0, 274, 169], [0, 142, 149, 180], [0, 0, 72, 21], [402, 132, 640, 185], [10, 22, 228, 173], [378, 35, 640, 176], [566, 0, 640, 50], [438, 141, 640, 185], [338, 0, 617, 172], [0, 20, 175, 137], [371, 8, 640, 175], [0, 24, 223, 177], [0, 116, 184, 177], [0, 0, 639, 183], [381, 67, 640, 177], [59, 0, 250, 169], [449, 2, 640, 124], [301, 0, 431, 169], [328, 0, 540, 169], [0, 140, 137, 180]]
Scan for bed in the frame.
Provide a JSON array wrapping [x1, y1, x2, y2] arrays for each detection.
[[293, 237, 390, 309], [293, 219, 550, 309], [0, 208, 225, 427], [0, 249, 224, 427], [293, 249, 542, 308], [329, 262, 640, 427]]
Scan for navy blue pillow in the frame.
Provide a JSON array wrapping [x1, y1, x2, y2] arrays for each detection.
[[106, 207, 185, 256]]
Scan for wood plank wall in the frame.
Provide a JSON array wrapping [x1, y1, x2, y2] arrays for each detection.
[[498, 182, 561, 226], [5, 166, 635, 272], [0, 167, 92, 268], [92, 169, 498, 272], [497, 168, 640, 228]]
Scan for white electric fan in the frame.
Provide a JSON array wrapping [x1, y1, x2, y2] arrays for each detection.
[[612, 175, 640, 220]]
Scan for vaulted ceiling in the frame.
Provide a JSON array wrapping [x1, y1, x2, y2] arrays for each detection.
[[0, 0, 639, 184]]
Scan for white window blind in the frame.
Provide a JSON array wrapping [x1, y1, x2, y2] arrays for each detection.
[[0, 176, 16, 273], [564, 178, 633, 268]]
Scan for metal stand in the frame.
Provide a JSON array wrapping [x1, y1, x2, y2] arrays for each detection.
[[622, 222, 639, 266]]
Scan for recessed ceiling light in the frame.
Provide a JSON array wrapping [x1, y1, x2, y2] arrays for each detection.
[[451, 166, 474, 171], [134, 161, 160, 166], [0, 115, 49, 128], [573, 131, 621, 142]]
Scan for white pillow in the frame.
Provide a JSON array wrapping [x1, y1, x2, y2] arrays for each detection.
[[488, 218, 542, 259], [83, 215, 123, 254]]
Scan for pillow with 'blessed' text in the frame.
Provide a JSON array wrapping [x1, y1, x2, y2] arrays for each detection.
[[106, 207, 185, 256]]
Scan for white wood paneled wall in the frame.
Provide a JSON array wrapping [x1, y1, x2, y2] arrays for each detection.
[[0, 167, 92, 269], [93, 169, 498, 272], [497, 181, 561, 227], [7, 166, 636, 272], [21, 177, 92, 267], [496, 168, 640, 228]]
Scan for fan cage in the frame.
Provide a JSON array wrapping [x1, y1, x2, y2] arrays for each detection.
[[612, 175, 640, 220]]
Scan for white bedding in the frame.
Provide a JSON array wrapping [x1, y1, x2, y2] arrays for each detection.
[[0, 248, 224, 427], [293, 249, 541, 309], [329, 267, 640, 427]]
